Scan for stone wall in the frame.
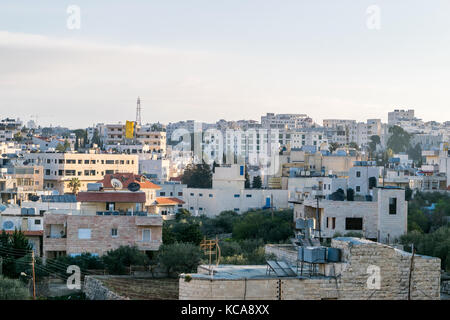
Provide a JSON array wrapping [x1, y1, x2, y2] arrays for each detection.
[[180, 238, 441, 300], [83, 276, 128, 300], [265, 244, 297, 265]]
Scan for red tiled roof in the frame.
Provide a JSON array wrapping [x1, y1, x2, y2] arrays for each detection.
[[77, 191, 146, 203], [4, 230, 43, 236], [155, 197, 185, 205], [169, 176, 182, 182], [98, 173, 161, 190]]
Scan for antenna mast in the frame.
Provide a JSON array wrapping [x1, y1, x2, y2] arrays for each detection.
[[136, 97, 142, 126]]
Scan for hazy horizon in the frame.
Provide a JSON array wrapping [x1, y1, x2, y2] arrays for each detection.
[[1, 1, 450, 128]]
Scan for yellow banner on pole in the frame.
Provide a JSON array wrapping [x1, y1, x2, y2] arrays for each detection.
[[125, 121, 135, 139]]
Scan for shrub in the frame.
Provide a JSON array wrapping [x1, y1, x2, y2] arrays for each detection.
[[157, 243, 202, 276], [102, 246, 149, 275], [0, 276, 30, 300]]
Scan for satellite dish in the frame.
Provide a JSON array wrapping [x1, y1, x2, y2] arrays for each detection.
[[111, 178, 123, 190], [128, 182, 141, 192], [3, 220, 14, 230], [0, 204, 7, 213]]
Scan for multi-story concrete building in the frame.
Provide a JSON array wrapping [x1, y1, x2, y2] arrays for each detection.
[[348, 161, 383, 196], [102, 123, 166, 155], [183, 164, 289, 216], [0, 165, 44, 204], [388, 109, 415, 125], [261, 113, 313, 129], [43, 190, 163, 258], [294, 187, 407, 243], [23, 152, 138, 194], [290, 129, 328, 149]]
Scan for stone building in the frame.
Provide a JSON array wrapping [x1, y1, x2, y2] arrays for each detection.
[[179, 238, 441, 300]]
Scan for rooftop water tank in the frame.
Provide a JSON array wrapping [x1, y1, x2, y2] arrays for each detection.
[[303, 246, 327, 263], [327, 247, 341, 262]]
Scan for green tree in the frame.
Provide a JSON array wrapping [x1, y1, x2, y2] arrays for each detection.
[[67, 178, 81, 195], [244, 165, 250, 189], [13, 132, 23, 143], [232, 209, 293, 243], [102, 246, 149, 275], [368, 135, 380, 160], [329, 188, 345, 201], [0, 230, 33, 279], [181, 163, 212, 188], [328, 142, 340, 153], [252, 176, 262, 189], [346, 188, 355, 201], [348, 142, 359, 150], [387, 125, 411, 153], [407, 143, 422, 164], [157, 243, 202, 276]]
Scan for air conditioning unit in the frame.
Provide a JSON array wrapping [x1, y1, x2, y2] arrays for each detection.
[[87, 183, 103, 191]]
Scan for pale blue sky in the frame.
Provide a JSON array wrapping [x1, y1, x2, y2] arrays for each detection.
[[1, 1, 449, 128]]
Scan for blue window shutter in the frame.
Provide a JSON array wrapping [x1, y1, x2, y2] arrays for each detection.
[[240, 165, 244, 176]]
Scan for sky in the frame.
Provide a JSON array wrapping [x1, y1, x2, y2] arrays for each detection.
[[1, 0, 450, 128]]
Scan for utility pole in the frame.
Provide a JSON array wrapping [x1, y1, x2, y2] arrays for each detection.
[[316, 196, 321, 240], [407, 243, 415, 300], [31, 251, 36, 300]]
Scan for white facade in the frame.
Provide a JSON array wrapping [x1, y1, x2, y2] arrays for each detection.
[[183, 164, 289, 216], [296, 187, 407, 243], [139, 159, 171, 182], [348, 162, 383, 196]]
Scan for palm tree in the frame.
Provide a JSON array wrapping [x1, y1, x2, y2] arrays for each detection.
[[68, 178, 81, 194]]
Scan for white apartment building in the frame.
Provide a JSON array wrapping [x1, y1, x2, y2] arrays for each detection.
[[139, 158, 171, 182], [290, 129, 328, 149], [261, 113, 313, 129], [183, 164, 289, 216], [295, 187, 408, 244], [388, 109, 415, 125], [348, 161, 383, 196], [102, 123, 166, 155], [23, 152, 139, 194]]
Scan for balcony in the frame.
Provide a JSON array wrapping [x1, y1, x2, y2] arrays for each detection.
[[135, 240, 161, 251]]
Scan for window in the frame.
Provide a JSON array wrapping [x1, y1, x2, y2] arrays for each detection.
[[389, 198, 397, 215], [356, 186, 360, 192], [345, 218, 363, 231], [111, 229, 118, 237], [142, 229, 151, 242], [209, 194, 213, 198], [34, 219, 41, 225], [356, 171, 361, 177], [234, 194, 240, 198], [332, 217, 336, 230], [246, 194, 252, 198], [178, 192, 183, 196], [160, 192, 166, 196], [78, 229, 92, 239]]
